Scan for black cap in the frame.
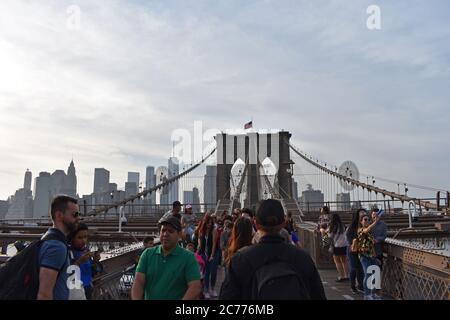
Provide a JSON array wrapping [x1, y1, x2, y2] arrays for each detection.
[[256, 199, 285, 227], [172, 201, 181, 208], [158, 216, 182, 232]]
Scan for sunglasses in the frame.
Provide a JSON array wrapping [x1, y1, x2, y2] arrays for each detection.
[[70, 212, 80, 218], [362, 218, 369, 221]]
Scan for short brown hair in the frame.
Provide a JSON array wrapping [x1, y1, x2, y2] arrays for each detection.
[[321, 206, 330, 214], [50, 195, 78, 220]]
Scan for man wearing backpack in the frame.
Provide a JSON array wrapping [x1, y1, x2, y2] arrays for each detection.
[[37, 195, 80, 300], [219, 199, 326, 300], [0, 195, 80, 300]]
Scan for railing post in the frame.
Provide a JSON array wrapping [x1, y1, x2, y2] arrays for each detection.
[[446, 191, 450, 210], [1, 242, 8, 255], [83, 200, 87, 216], [436, 191, 441, 211], [407, 201, 416, 228]]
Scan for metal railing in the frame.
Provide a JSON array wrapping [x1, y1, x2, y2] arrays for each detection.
[[382, 238, 449, 300], [297, 223, 450, 300], [91, 243, 141, 300]]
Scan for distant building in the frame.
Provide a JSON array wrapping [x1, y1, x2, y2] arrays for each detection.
[[145, 166, 156, 205], [128, 172, 140, 189], [125, 182, 139, 215], [32, 160, 77, 218], [203, 166, 217, 210], [300, 184, 324, 212], [0, 200, 10, 219], [6, 169, 34, 219], [192, 187, 201, 213], [80, 194, 93, 215], [183, 191, 194, 205], [94, 168, 110, 194], [336, 193, 351, 211], [50, 170, 66, 196], [33, 172, 51, 218], [24, 169, 32, 191], [125, 182, 138, 197], [109, 183, 118, 192], [88, 188, 126, 214], [63, 160, 77, 197], [168, 157, 179, 203], [351, 200, 363, 210]]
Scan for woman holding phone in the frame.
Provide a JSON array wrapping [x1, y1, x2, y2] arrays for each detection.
[[356, 213, 381, 300]]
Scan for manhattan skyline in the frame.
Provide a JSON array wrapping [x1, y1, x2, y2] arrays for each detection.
[[1, 1, 449, 200]]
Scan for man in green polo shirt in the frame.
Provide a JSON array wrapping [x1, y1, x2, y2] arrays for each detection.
[[131, 216, 202, 300]]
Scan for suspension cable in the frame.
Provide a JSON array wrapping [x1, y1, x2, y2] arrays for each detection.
[[286, 139, 445, 212], [89, 148, 217, 215]]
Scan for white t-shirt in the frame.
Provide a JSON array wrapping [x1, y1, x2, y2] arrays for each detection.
[[330, 232, 348, 248]]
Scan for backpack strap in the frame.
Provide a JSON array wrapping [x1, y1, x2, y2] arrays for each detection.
[[39, 230, 69, 273]]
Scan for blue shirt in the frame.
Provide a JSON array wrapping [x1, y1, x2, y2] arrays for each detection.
[[371, 221, 388, 256], [69, 248, 93, 287], [38, 229, 70, 300]]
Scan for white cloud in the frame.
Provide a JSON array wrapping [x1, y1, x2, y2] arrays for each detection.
[[0, 0, 449, 200]]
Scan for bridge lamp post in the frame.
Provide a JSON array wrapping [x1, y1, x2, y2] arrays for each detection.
[[285, 160, 295, 199], [372, 177, 377, 208], [110, 192, 115, 218], [139, 183, 143, 216]]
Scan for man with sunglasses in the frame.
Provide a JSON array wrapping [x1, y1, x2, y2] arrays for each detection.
[[37, 195, 80, 300]]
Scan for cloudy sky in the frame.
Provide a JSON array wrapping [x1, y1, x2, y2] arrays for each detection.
[[0, 0, 449, 200]]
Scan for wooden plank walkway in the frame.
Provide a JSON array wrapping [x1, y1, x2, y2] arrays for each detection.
[[318, 269, 363, 300]]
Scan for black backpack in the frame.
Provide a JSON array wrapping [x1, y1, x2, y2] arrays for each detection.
[[251, 259, 311, 300], [0, 233, 65, 300]]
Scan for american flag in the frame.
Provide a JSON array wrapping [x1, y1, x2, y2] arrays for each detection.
[[244, 121, 253, 129]]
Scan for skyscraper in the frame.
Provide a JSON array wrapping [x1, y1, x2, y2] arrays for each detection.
[[128, 172, 140, 188], [183, 191, 194, 205], [50, 170, 66, 196], [6, 189, 33, 219], [31, 160, 77, 218], [125, 182, 138, 197], [192, 187, 201, 213], [203, 166, 217, 208], [94, 168, 110, 194], [24, 169, 32, 191], [145, 166, 156, 204], [109, 183, 118, 192], [33, 172, 51, 218], [168, 157, 179, 203], [125, 181, 138, 215], [7, 169, 33, 219], [63, 160, 77, 197], [0, 200, 9, 220]]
